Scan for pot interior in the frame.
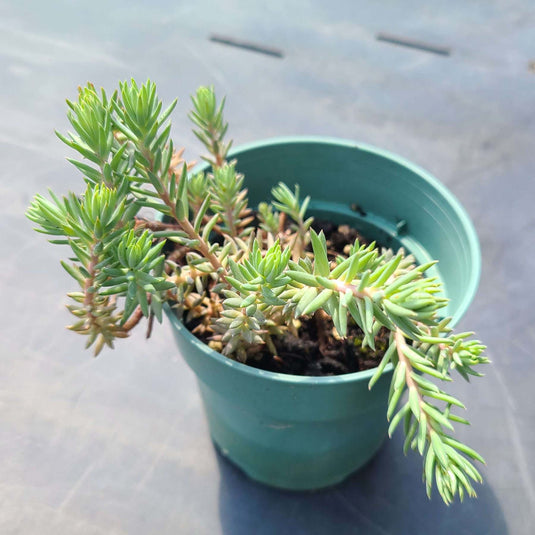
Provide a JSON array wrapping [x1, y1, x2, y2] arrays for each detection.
[[222, 137, 481, 325]]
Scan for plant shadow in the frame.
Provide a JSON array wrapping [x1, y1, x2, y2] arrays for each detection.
[[216, 435, 507, 535]]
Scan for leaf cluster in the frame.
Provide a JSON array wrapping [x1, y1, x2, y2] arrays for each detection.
[[189, 86, 232, 167], [26, 79, 488, 503]]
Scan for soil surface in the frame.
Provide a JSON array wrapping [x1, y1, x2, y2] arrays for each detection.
[[175, 218, 389, 377], [245, 315, 390, 376]]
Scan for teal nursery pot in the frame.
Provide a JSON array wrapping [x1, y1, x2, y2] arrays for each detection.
[[165, 137, 481, 491]]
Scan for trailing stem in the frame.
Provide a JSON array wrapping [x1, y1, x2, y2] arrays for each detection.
[[26, 79, 488, 504]]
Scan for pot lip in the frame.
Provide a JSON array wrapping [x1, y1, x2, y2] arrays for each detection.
[[165, 302, 393, 385], [225, 136, 481, 325], [169, 136, 480, 386]]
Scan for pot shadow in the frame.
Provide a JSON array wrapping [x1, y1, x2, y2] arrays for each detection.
[[216, 435, 507, 535]]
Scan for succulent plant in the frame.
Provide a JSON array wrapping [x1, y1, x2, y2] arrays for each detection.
[[27, 79, 488, 504]]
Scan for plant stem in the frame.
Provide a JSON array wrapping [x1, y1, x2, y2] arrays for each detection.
[[134, 218, 181, 231], [122, 302, 146, 331], [156, 170, 227, 276], [209, 128, 225, 167], [334, 280, 374, 300], [83, 248, 98, 308], [314, 309, 331, 356], [278, 212, 287, 234], [180, 217, 225, 272], [394, 328, 433, 437], [225, 205, 238, 238], [82, 247, 110, 335], [264, 332, 278, 355]]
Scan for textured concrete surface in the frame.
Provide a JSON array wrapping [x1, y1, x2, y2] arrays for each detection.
[[1, 1, 534, 533]]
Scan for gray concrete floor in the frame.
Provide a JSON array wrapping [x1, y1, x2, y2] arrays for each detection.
[[1, 1, 534, 533]]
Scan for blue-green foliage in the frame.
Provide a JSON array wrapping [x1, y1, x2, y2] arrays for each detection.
[[26, 79, 488, 504]]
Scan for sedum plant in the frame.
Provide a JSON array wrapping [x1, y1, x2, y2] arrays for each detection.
[[27, 79, 488, 505]]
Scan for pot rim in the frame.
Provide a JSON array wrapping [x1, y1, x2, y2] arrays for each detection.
[[225, 135, 481, 325], [166, 302, 389, 385], [169, 136, 481, 386]]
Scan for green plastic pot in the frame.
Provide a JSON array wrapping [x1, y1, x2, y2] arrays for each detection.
[[165, 137, 481, 491]]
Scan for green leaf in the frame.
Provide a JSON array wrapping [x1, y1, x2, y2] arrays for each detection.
[[448, 413, 470, 426], [387, 385, 404, 420], [384, 299, 418, 318], [442, 437, 485, 464], [316, 276, 337, 290], [60, 260, 86, 285], [411, 361, 447, 380], [402, 344, 430, 366], [388, 313, 421, 339], [330, 256, 352, 279], [295, 287, 318, 316], [302, 289, 333, 316], [202, 213, 221, 241], [287, 270, 319, 287], [347, 299, 364, 331], [450, 464, 475, 497], [417, 412, 428, 454], [310, 229, 330, 277], [344, 253, 361, 283], [368, 342, 396, 389], [373, 254, 402, 286], [430, 431, 448, 467], [99, 283, 129, 295], [67, 159, 103, 183], [408, 388, 420, 418], [403, 418, 418, 455], [364, 296, 374, 335], [371, 302, 394, 330], [175, 163, 189, 220], [383, 268, 424, 296], [424, 447, 436, 497], [261, 287, 285, 306], [411, 373, 440, 393], [158, 98, 178, 125], [393, 361, 407, 390], [122, 292, 138, 323], [335, 296, 348, 336], [194, 192, 212, 232], [357, 270, 371, 292], [425, 390, 465, 409], [389, 403, 409, 437]]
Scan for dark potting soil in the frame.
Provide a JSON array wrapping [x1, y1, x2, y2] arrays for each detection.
[[173, 218, 390, 377], [242, 218, 390, 376], [244, 315, 390, 376]]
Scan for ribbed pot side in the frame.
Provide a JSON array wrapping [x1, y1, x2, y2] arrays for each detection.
[[165, 137, 481, 490]]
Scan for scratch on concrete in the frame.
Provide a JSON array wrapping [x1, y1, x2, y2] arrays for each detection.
[[491, 366, 517, 411], [492, 367, 535, 508], [333, 489, 392, 535], [0, 134, 56, 158], [503, 406, 535, 509], [0, 24, 126, 68], [57, 462, 97, 512], [181, 40, 231, 93], [134, 422, 179, 491]]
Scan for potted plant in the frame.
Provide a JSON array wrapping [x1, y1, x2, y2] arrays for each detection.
[[27, 79, 488, 504]]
